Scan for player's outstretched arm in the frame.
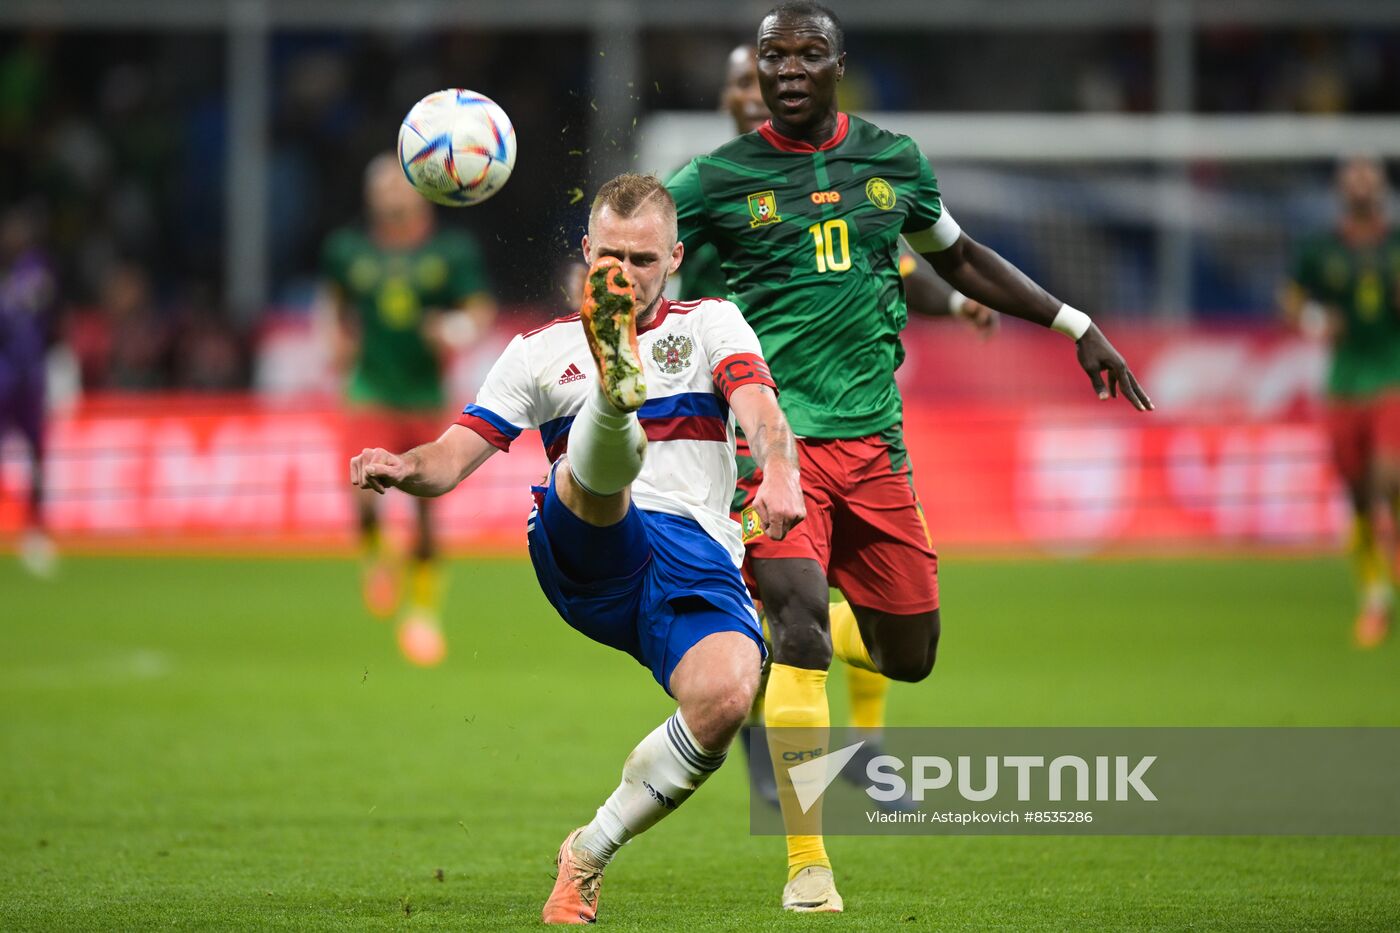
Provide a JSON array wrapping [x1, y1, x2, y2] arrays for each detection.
[[924, 234, 1153, 412], [901, 246, 997, 335], [350, 424, 499, 498], [1279, 280, 1338, 340], [729, 383, 805, 540]]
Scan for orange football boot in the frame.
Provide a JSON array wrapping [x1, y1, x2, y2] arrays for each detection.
[[579, 256, 646, 412], [361, 558, 400, 619], [1354, 605, 1391, 649], [396, 612, 447, 667], [541, 828, 606, 925]]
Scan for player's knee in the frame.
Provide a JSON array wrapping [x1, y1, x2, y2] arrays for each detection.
[[768, 615, 832, 669], [713, 685, 755, 734], [766, 595, 834, 669], [873, 613, 939, 683], [880, 648, 936, 683], [683, 681, 753, 750], [1344, 481, 1370, 515]]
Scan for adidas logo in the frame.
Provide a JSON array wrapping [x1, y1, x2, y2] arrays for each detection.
[[558, 363, 586, 385]]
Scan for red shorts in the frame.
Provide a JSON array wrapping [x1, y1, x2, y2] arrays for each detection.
[[1326, 394, 1400, 486], [733, 427, 939, 615], [343, 406, 446, 462]]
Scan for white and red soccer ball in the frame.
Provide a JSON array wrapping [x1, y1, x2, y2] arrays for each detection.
[[397, 89, 517, 207]]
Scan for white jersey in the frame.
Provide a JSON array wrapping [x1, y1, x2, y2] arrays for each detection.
[[455, 297, 775, 565]]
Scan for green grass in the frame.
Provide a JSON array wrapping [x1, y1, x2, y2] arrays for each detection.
[[1, 554, 1398, 930]]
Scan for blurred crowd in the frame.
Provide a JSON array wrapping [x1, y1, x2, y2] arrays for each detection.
[[1, 24, 1398, 395]]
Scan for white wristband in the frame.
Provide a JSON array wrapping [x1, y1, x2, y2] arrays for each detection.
[[1299, 301, 1329, 339], [1050, 304, 1092, 340], [948, 289, 969, 316], [439, 310, 481, 349]]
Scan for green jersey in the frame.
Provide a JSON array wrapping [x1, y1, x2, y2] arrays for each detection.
[[668, 114, 944, 438], [321, 226, 489, 410], [682, 227, 922, 302], [1291, 230, 1400, 399], [678, 242, 731, 302]]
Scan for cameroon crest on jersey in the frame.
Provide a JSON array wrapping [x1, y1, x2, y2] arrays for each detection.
[[748, 190, 781, 228], [739, 506, 765, 543]]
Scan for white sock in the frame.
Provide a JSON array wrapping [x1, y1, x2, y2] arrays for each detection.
[[573, 710, 727, 865], [566, 384, 646, 496]]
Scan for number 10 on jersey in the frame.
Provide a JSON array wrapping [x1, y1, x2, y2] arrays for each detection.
[[808, 219, 851, 273]]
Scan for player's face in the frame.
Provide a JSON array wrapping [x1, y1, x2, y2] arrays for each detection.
[[756, 14, 845, 135], [366, 163, 430, 229], [721, 46, 767, 135], [1338, 158, 1387, 220], [582, 204, 684, 320]]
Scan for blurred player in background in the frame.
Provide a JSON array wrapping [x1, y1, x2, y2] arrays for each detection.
[[321, 153, 496, 665], [677, 42, 997, 809], [1282, 155, 1400, 648], [0, 204, 58, 577], [351, 174, 803, 924], [670, 2, 1151, 912]]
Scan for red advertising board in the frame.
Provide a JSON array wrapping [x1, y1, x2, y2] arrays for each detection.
[[0, 320, 1345, 553]]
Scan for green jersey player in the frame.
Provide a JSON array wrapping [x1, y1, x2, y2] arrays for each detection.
[[1282, 156, 1400, 649], [668, 1, 1151, 913], [677, 42, 997, 816], [323, 153, 496, 665]]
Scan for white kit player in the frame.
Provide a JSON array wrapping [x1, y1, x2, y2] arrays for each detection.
[[349, 173, 804, 925]]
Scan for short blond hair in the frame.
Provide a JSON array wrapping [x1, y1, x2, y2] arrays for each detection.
[[589, 173, 677, 242]]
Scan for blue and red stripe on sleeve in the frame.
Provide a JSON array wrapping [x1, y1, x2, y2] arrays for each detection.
[[712, 353, 776, 402], [455, 403, 523, 451], [537, 392, 729, 462], [641, 391, 729, 443]]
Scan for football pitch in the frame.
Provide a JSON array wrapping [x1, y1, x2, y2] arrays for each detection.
[[2, 554, 1398, 931]]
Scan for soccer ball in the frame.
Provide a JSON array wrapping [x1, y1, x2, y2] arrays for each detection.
[[397, 89, 517, 207]]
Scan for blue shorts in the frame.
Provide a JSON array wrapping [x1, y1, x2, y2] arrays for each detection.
[[527, 469, 765, 694]]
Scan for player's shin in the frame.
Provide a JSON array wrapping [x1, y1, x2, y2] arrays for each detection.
[[1351, 514, 1391, 611], [764, 663, 831, 879], [565, 385, 646, 496], [408, 559, 441, 614], [573, 710, 726, 866]]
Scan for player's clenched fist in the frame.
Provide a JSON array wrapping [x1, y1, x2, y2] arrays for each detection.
[[754, 461, 805, 541], [350, 447, 410, 494]]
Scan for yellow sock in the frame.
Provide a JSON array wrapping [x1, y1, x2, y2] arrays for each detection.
[[748, 660, 769, 725], [1351, 515, 1390, 609], [765, 663, 830, 880], [846, 664, 889, 731], [829, 600, 876, 673], [408, 559, 442, 614]]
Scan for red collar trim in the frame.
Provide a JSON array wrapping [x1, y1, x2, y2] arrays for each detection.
[[757, 113, 849, 153], [637, 298, 670, 335]]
